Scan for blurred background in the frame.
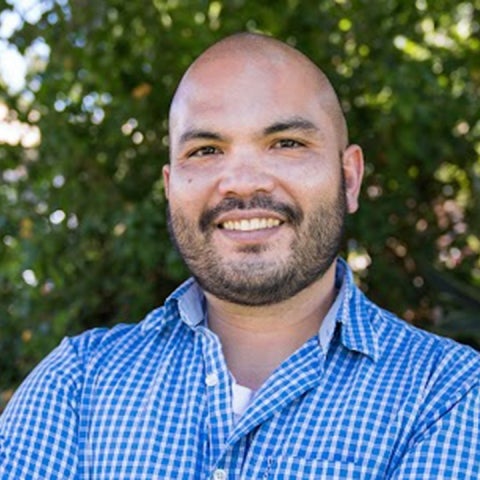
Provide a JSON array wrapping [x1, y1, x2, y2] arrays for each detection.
[[1, 0, 479, 411]]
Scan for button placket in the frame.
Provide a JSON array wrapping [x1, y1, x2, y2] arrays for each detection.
[[199, 328, 234, 466]]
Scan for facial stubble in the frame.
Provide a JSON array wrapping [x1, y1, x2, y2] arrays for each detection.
[[167, 171, 347, 306]]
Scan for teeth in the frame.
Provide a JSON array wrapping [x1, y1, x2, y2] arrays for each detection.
[[221, 218, 281, 231]]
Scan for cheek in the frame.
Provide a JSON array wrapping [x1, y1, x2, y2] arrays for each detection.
[[168, 167, 197, 195], [287, 165, 340, 196], [167, 175, 209, 216], [168, 163, 223, 209], [295, 173, 344, 214]]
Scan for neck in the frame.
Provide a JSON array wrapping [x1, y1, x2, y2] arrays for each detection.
[[205, 260, 338, 390]]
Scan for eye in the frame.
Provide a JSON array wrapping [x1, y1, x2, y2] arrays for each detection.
[[273, 138, 305, 149], [188, 145, 222, 157]]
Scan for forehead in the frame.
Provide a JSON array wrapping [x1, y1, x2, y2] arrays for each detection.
[[170, 53, 332, 139]]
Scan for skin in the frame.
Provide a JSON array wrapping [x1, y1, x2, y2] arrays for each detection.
[[163, 33, 364, 389]]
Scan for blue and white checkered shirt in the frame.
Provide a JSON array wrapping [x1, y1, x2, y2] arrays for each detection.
[[1, 259, 479, 479]]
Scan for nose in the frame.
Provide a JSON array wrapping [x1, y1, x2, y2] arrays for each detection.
[[217, 149, 276, 198]]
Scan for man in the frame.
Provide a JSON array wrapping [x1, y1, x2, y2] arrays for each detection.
[[1, 33, 479, 479]]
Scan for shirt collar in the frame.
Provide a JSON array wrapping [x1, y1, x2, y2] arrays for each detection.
[[140, 278, 206, 332], [165, 277, 207, 328], [335, 258, 379, 362], [143, 258, 379, 362], [317, 263, 346, 353]]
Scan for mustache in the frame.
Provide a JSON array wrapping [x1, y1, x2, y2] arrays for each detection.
[[199, 195, 303, 232]]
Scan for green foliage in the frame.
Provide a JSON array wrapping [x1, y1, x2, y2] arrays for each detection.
[[1, 0, 479, 408]]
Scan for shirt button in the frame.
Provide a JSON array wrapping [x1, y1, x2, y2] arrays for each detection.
[[206, 372, 219, 387], [213, 469, 227, 480]]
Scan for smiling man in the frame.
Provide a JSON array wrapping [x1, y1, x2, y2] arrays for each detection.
[[1, 33, 479, 479]]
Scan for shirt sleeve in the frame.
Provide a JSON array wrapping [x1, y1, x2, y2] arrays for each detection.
[[388, 382, 480, 479], [0, 337, 83, 479]]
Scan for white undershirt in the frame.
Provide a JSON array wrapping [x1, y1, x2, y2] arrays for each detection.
[[231, 379, 256, 423]]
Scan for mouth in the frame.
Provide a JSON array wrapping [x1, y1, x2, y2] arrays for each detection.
[[199, 195, 302, 234], [219, 217, 283, 232]]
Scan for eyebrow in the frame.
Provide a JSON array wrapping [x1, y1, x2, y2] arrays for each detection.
[[178, 117, 320, 145], [179, 129, 225, 145], [263, 117, 319, 136]]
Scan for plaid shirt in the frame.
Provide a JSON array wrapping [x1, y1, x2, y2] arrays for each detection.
[[1, 259, 479, 479]]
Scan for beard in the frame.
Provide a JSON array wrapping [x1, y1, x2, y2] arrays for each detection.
[[167, 172, 346, 306]]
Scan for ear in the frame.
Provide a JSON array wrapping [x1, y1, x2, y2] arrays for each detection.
[[162, 164, 170, 200], [342, 144, 364, 213]]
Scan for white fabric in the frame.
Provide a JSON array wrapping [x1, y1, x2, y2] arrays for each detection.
[[231, 380, 256, 423]]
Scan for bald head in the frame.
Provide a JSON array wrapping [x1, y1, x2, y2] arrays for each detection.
[[169, 33, 348, 150]]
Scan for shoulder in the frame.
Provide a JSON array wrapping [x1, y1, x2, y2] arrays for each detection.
[[65, 305, 179, 368], [21, 305, 176, 390], [343, 288, 480, 449], [343, 278, 479, 375], [336, 261, 479, 398], [343, 271, 479, 399], [374, 300, 479, 370], [364, 293, 480, 407], [1, 306, 180, 417], [363, 301, 480, 473]]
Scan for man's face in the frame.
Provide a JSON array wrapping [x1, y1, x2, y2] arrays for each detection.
[[164, 50, 362, 306]]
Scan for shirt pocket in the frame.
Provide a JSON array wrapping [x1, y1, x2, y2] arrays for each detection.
[[265, 456, 374, 479]]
